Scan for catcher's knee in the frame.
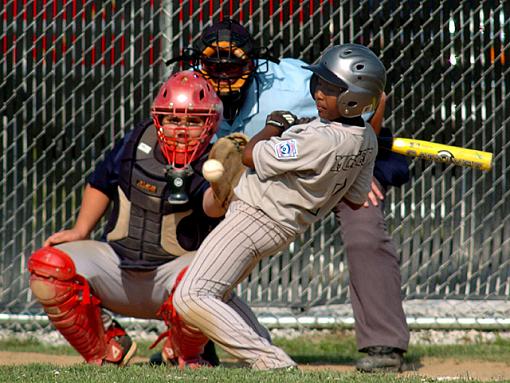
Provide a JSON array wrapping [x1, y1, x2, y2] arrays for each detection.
[[28, 246, 100, 321], [28, 247, 110, 364], [28, 246, 83, 307]]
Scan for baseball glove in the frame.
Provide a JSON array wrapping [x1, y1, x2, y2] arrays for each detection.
[[207, 132, 249, 208]]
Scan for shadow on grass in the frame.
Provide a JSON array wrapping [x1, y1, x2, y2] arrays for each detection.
[[290, 354, 356, 365], [402, 358, 424, 373]]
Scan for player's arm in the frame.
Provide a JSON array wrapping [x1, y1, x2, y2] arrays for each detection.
[[243, 111, 299, 168], [44, 131, 128, 246], [44, 184, 111, 246], [368, 92, 386, 135], [362, 92, 387, 207], [242, 124, 282, 168]]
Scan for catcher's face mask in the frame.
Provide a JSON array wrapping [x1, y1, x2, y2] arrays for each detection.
[[151, 72, 223, 168], [198, 19, 255, 96]]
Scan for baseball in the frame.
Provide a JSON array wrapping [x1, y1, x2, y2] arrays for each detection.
[[202, 159, 225, 182]]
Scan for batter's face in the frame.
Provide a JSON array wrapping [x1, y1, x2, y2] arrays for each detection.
[[314, 77, 344, 121]]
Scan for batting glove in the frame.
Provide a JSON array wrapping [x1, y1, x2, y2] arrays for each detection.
[[265, 110, 299, 131], [295, 116, 315, 125]]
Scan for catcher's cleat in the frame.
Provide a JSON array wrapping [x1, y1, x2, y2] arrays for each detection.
[[177, 356, 212, 369], [148, 335, 178, 366], [355, 346, 404, 373], [149, 339, 219, 367], [103, 320, 138, 366]]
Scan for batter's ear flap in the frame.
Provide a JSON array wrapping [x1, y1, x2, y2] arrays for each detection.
[[309, 74, 318, 99]]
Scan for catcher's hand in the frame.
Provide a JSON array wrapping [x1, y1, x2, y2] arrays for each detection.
[[206, 132, 249, 209]]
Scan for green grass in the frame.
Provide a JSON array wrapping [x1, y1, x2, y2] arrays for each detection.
[[0, 337, 79, 356], [273, 331, 510, 365], [1, 331, 510, 382], [0, 365, 477, 383]]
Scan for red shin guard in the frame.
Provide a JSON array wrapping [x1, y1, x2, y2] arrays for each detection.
[[28, 247, 107, 365], [151, 267, 209, 365]]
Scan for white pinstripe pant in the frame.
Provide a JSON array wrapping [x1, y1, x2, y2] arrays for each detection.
[[174, 200, 297, 370]]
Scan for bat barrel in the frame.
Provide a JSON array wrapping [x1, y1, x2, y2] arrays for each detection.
[[390, 138, 493, 171]]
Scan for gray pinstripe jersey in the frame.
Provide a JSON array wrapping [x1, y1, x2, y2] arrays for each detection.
[[234, 117, 378, 233]]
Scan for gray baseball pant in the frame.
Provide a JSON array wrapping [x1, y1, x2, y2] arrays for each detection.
[[174, 200, 297, 370], [55, 240, 270, 340]]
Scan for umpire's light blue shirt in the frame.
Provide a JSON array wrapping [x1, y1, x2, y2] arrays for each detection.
[[216, 58, 318, 139]]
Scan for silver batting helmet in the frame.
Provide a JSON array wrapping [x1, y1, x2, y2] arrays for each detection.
[[303, 44, 386, 118]]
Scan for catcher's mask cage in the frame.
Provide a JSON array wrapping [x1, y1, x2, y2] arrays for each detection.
[[196, 19, 256, 96], [303, 44, 386, 118], [165, 19, 279, 97], [151, 72, 223, 168]]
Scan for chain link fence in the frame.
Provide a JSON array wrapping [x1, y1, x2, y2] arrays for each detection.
[[1, 0, 509, 331]]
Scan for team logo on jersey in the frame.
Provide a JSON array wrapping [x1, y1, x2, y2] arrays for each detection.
[[136, 179, 157, 193], [137, 142, 152, 154], [274, 139, 298, 159]]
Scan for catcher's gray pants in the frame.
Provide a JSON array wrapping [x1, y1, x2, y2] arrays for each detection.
[[334, 183, 409, 352], [55, 240, 270, 340], [174, 200, 297, 370]]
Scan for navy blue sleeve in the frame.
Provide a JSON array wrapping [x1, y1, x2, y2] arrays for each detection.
[[87, 131, 133, 199], [374, 128, 410, 189]]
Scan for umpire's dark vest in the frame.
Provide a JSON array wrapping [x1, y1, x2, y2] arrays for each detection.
[[105, 120, 214, 269]]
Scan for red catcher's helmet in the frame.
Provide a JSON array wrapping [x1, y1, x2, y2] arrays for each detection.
[[151, 72, 223, 167]]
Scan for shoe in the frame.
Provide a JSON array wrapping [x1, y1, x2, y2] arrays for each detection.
[[149, 339, 219, 367], [149, 350, 178, 366], [103, 320, 138, 366], [201, 339, 220, 366], [177, 356, 211, 369], [356, 346, 404, 373]]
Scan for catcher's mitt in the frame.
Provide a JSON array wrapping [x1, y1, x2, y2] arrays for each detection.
[[207, 132, 249, 208]]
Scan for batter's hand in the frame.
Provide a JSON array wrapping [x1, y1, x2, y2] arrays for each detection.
[[363, 179, 384, 208], [44, 229, 88, 247], [295, 116, 315, 125], [265, 111, 298, 131]]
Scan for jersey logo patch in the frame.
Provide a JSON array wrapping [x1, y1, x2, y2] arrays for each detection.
[[137, 142, 152, 154], [274, 139, 298, 159], [136, 179, 157, 193]]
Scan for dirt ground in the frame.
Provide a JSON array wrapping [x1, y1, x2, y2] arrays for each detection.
[[1, 352, 510, 381]]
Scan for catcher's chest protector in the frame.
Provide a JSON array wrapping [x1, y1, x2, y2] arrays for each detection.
[[106, 124, 210, 269]]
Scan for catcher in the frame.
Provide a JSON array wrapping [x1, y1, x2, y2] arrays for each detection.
[[27, 71, 269, 367]]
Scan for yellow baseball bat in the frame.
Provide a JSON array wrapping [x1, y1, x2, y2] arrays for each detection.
[[379, 137, 493, 171]]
